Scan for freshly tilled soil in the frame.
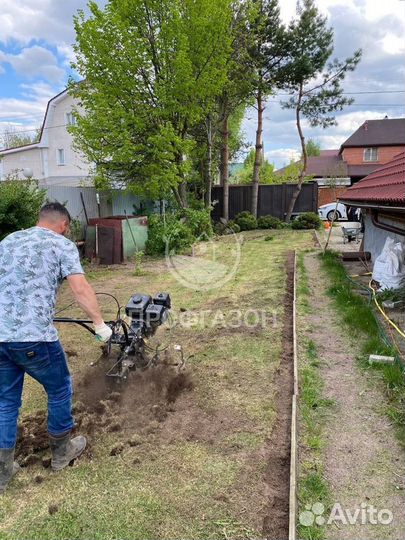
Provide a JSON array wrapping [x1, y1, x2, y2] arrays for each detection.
[[15, 358, 193, 466]]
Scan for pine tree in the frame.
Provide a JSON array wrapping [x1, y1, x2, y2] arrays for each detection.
[[282, 0, 361, 221]]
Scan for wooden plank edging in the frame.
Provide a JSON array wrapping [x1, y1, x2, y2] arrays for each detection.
[[289, 250, 298, 540]]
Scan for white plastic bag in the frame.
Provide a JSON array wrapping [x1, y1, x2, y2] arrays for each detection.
[[372, 237, 405, 290]]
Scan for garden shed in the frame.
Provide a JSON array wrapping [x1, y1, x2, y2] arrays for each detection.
[[85, 216, 148, 264]]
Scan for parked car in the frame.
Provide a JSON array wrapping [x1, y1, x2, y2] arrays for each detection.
[[318, 202, 348, 221]]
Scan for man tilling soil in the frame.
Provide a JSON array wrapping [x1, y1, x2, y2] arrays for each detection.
[[0, 202, 112, 492]]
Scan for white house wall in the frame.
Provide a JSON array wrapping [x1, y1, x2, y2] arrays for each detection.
[[46, 94, 91, 180], [0, 91, 91, 185], [0, 147, 44, 179]]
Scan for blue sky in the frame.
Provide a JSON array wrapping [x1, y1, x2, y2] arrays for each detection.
[[0, 0, 404, 168]]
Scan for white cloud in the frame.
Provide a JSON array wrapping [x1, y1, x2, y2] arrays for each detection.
[[57, 44, 76, 67], [0, 82, 57, 124], [265, 148, 301, 167], [0, 45, 65, 83]]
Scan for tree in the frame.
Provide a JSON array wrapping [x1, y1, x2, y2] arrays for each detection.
[[217, 0, 255, 220], [233, 148, 275, 184], [1, 125, 41, 150], [0, 174, 46, 240], [306, 138, 321, 157], [281, 0, 361, 221], [69, 0, 233, 209], [247, 0, 291, 217]]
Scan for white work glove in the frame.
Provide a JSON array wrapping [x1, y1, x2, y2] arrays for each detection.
[[94, 322, 112, 342]]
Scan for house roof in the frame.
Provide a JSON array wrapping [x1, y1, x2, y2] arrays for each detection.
[[275, 150, 348, 178], [340, 151, 405, 205], [340, 118, 405, 149], [0, 88, 69, 154], [346, 164, 380, 177]]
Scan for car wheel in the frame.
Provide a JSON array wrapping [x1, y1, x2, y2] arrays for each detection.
[[327, 209, 341, 221]]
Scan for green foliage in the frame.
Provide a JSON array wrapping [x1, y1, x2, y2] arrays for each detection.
[[305, 138, 321, 157], [67, 218, 83, 242], [291, 212, 322, 230], [234, 211, 257, 231], [145, 208, 213, 255], [0, 177, 46, 240], [145, 214, 194, 255], [133, 250, 145, 276], [181, 208, 213, 238], [70, 0, 234, 205], [214, 220, 240, 235], [282, 0, 361, 129], [233, 148, 277, 184], [257, 215, 282, 229]]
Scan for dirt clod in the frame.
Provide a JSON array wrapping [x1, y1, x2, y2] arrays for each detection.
[[110, 443, 125, 456], [127, 435, 143, 447], [48, 504, 59, 515], [166, 372, 194, 403], [41, 457, 51, 469], [106, 422, 122, 433], [22, 453, 40, 467]]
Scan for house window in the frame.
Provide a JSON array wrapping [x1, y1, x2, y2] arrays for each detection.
[[57, 148, 65, 165], [364, 147, 378, 162], [66, 112, 77, 126]]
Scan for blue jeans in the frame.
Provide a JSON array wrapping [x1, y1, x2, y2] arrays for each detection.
[[0, 341, 74, 449]]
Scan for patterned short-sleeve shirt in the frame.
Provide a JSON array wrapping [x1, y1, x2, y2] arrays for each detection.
[[0, 226, 84, 342]]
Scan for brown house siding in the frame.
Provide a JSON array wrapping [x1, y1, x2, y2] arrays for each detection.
[[318, 186, 348, 206], [342, 145, 405, 165]]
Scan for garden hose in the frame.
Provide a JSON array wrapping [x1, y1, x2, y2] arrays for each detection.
[[368, 279, 405, 341]]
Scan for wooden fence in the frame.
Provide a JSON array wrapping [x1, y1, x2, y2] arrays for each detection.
[[211, 182, 318, 221]]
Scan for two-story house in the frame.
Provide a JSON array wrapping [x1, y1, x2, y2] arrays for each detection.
[[0, 89, 91, 187], [339, 118, 405, 184], [0, 88, 153, 225], [275, 118, 405, 206]]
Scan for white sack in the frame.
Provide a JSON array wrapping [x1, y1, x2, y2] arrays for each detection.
[[372, 237, 405, 290]]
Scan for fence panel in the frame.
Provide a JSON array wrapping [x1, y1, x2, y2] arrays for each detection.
[[211, 182, 318, 221]]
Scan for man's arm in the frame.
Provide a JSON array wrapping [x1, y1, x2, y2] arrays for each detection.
[[66, 274, 112, 341]]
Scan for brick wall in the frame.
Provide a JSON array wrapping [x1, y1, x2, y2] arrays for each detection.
[[342, 146, 404, 165], [318, 186, 348, 206]]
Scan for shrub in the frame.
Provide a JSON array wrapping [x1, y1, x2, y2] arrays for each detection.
[[67, 218, 83, 242], [291, 212, 322, 230], [145, 213, 194, 255], [214, 220, 241, 235], [180, 208, 213, 239], [257, 215, 282, 229], [234, 211, 257, 231], [0, 178, 46, 240]]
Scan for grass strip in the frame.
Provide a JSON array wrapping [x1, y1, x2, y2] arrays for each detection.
[[320, 250, 405, 447]]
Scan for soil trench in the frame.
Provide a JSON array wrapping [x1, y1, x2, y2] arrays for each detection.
[[262, 250, 294, 539]]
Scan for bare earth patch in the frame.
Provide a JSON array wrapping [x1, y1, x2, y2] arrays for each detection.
[[301, 253, 405, 540]]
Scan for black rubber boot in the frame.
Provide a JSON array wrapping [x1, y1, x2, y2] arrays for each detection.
[[0, 448, 20, 493], [49, 433, 87, 471]]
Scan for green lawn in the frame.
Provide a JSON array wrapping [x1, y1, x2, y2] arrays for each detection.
[[1, 230, 313, 540]]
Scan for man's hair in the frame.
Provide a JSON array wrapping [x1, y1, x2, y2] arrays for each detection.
[[39, 202, 71, 223]]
